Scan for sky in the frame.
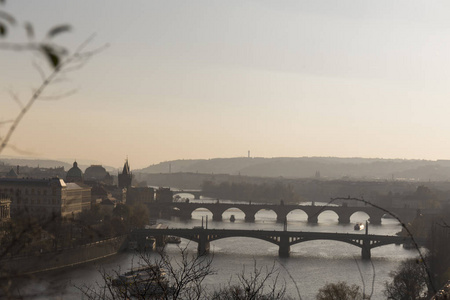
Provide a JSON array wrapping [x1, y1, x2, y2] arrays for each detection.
[[2, 1, 450, 169]]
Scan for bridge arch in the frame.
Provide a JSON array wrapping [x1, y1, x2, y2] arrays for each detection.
[[222, 207, 245, 222], [286, 209, 308, 222], [289, 236, 363, 248], [172, 192, 196, 200], [254, 208, 278, 223], [316, 209, 339, 224], [191, 207, 213, 220], [349, 211, 371, 223]]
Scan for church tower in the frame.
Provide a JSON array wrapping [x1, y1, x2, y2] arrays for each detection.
[[118, 158, 132, 189]]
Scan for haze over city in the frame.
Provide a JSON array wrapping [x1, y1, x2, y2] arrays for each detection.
[[2, 2, 450, 298], [3, 0, 450, 169]]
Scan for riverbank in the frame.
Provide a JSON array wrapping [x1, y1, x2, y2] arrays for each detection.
[[1, 235, 127, 276]]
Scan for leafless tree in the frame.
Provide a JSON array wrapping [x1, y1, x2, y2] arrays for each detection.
[[316, 281, 364, 300], [211, 261, 289, 300], [78, 246, 215, 300], [0, 1, 105, 155]]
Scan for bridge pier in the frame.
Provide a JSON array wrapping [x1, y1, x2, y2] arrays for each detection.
[[361, 238, 371, 259], [245, 214, 255, 222], [155, 235, 165, 248], [368, 216, 381, 225], [179, 211, 192, 220], [338, 216, 350, 224], [212, 214, 222, 221], [361, 246, 371, 260], [276, 213, 288, 223], [307, 215, 318, 223], [278, 236, 290, 258], [197, 234, 210, 256]]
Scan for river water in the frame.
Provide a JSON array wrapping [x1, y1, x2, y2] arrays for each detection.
[[20, 197, 422, 299]]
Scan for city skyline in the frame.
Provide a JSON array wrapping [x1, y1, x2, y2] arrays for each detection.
[[3, 1, 450, 169]]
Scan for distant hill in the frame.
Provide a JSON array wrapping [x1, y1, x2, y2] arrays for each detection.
[[0, 158, 116, 172], [136, 157, 450, 181]]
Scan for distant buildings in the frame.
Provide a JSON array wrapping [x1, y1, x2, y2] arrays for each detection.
[[155, 187, 173, 203], [118, 158, 132, 189], [0, 177, 91, 218], [0, 164, 66, 179], [127, 187, 154, 205], [66, 161, 83, 183], [0, 195, 11, 222], [84, 165, 113, 185], [0, 157, 171, 219], [118, 159, 156, 205]]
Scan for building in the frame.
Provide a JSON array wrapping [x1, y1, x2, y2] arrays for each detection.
[[118, 158, 132, 189], [66, 161, 83, 183], [127, 187, 154, 205], [5, 167, 18, 178], [0, 195, 11, 222], [84, 165, 113, 185], [0, 177, 91, 218], [66, 182, 92, 212], [155, 187, 173, 203]]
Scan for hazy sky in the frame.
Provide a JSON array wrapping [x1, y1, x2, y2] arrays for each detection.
[[2, 1, 450, 169]]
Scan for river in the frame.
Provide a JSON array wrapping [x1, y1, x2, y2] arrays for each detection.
[[19, 197, 422, 299]]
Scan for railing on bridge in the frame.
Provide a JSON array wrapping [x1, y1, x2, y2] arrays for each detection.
[[147, 202, 419, 225]]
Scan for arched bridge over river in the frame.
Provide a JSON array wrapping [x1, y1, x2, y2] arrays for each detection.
[[131, 228, 419, 259], [148, 202, 420, 224]]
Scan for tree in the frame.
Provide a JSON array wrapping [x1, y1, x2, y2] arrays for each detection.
[[78, 246, 214, 300], [211, 261, 288, 300], [316, 282, 363, 300], [0, 1, 102, 155], [113, 203, 130, 220], [129, 203, 150, 229], [79, 247, 291, 300], [1, 2, 102, 297], [384, 259, 428, 300]]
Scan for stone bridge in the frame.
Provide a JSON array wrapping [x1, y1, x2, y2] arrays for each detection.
[[171, 190, 202, 199], [132, 228, 418, 259], [147, 202, 419, 225]]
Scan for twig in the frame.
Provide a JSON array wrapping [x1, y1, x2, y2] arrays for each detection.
[[312, 197, 436, 294], [0, 36, 102, 155], [369, 259, 376, 299], [353, 256, 366, 297], [276, 259, 302, 300]]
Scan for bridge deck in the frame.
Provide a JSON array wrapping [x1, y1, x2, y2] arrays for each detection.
[[133, 228, 413, 247]]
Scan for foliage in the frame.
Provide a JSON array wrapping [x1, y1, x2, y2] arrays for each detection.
[[384, 259, 429, 300], [315, 281, 363, 300], [129, 203, 150, 229], [427, 214, 450, 291], [113, 203, 130, 220]]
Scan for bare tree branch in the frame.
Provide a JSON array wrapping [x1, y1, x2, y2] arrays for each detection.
[[8, 90, 24, 109], [311, 196, 437, 295], [0, 37, 103, 155]]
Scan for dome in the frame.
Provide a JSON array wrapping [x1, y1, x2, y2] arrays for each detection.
[[85, 165, 110, 181], [66, 161, 83, 182]]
